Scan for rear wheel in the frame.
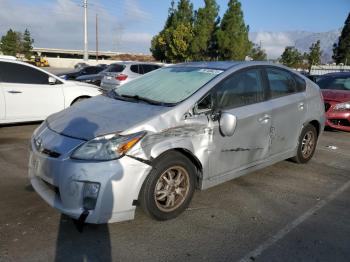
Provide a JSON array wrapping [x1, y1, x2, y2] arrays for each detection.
[[292, 124, 317, 163], [139, 151, 196, 220]]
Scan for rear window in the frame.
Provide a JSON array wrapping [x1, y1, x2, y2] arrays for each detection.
[[106, 64, 126, 73], [318, 76, 350, 91]]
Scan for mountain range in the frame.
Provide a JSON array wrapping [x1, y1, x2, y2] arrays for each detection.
[[250, 29, 341, 63]]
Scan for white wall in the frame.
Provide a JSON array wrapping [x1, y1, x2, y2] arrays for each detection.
[[310, 65, 350, 75], [46, 57, 122, 68]]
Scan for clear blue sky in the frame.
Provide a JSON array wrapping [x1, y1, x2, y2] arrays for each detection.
[[0, 0, 349, 54]]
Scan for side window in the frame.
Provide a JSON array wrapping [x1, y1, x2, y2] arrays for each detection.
[[142, 64, 160, 74], [215, 69, 265, 109], [130, 65, 141, 74], [266, 68, 297, 98], [294, 75, 306, 92], [0, 62, 50, 84], [84, 67, 101, 74]]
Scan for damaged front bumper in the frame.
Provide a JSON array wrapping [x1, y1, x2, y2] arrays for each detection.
[[28, 134, 152, 224]]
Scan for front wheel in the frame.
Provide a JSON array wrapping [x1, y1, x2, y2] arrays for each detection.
[[291, 124, 318, 163], [139, 151, 196, 221]]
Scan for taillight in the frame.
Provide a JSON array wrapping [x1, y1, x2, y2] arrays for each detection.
[[116, 74, 128, 81]]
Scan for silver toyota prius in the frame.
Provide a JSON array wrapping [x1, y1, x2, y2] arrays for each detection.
[[29, 61, 325, 224]]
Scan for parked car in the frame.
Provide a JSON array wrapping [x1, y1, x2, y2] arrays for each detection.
[[100, 62, 162, 91], [307, 74, 323, 83], [58, 66, 104, 80], [74, 62, 89, 69], [29, 61, 324, 224], [75, 63, 127, 86], [317, 72, 350, 132], [0, 59, 101, 124], [97, 64, 108, 69]]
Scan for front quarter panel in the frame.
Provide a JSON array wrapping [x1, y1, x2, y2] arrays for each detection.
[[127, 114, 211, 182], [62, 82, 101, 107]]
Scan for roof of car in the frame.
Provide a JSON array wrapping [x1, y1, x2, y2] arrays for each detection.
[[110, 61, 162, 65], [172, 61, 280, 71], [321, 72, 350, 77]]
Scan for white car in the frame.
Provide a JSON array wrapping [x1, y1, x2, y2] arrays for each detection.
[[0, 59, 101, 124]]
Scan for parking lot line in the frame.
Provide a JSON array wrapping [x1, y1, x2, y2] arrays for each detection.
[[238, 178, 350, 262]]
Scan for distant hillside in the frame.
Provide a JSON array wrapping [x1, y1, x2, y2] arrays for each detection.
[[250, 29, 341, 63]]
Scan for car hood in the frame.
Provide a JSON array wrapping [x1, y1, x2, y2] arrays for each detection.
[[46, 95, 171, 140], [322, 89, 350, 102]]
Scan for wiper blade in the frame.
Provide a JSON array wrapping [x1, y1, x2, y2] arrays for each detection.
[[120, 94, 172, 106], [105, 90, 130, 101]]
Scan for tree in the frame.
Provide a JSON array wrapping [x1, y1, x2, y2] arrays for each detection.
[[216, 0, 252, 60], [333, 12, 350, 64], [0, 29, 21, 56], [22, 28, 34, 60], [249, 43, 267, 61], [280, 46, 303, 68], [150, 1, 176, 61], [190, 0, 219, 60], [307, 40, 322, 71], [150, 0, 194, 62]]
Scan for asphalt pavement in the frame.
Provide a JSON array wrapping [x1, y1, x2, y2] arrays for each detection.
[[0, 124, 349, 262]]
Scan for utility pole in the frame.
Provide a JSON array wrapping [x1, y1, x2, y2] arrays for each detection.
[[96, 13, 98, 62], [83, 0, 88, 61]]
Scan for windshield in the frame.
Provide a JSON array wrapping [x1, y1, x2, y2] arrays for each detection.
[[115, 67, 223, 104], [318, 76, 350, 91]]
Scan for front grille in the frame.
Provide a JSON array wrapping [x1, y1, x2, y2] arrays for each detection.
[[330, 119, 350, 127], [324, 103, 331, 112]]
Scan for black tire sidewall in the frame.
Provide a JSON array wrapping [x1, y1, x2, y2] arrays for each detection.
[[140, 151, 196, 221], [296, 124, 317, 163]]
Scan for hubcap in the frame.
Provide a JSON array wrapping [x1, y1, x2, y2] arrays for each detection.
[[154, 166, 190, 212], [301, 131, 315, 158]]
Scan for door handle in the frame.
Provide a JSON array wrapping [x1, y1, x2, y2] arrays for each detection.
[[298, 102, 305, 111], [7, 90, 22, 94], [258, 114, 271, 123]]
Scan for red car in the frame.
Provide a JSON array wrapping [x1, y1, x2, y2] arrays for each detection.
[[317, 72, 350, 132]]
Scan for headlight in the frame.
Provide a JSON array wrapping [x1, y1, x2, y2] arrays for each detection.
[[59, 75, 67, 79], [71, 131, 145, 161], [334, 101, 350, 111]]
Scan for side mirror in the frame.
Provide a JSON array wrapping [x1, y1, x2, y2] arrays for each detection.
[[48, 76, 57, 85], [219, 112, 237, 137]]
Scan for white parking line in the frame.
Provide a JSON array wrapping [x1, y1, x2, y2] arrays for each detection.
[[238, 179, 350, 262]]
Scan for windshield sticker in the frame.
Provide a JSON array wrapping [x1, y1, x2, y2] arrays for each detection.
[[198, 69, 223, 75]]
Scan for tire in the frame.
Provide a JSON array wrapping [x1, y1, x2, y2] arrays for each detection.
[[291, 124, 318, 164], [139, 151, 196, 221]]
